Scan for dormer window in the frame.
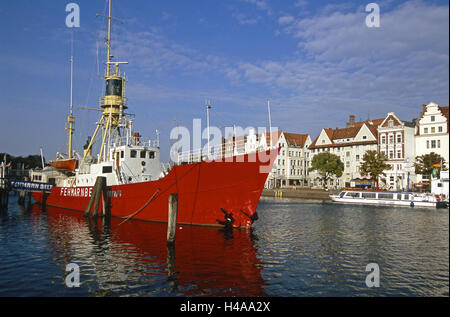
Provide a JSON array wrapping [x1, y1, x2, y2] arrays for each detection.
[[388, 120, 394, 128]]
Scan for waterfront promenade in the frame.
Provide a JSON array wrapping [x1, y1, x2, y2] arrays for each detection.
[[261, 188, 337, 201]]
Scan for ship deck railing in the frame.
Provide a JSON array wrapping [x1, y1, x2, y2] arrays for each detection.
[[108, 136, 160, 149], [173, 139, 274, 165]]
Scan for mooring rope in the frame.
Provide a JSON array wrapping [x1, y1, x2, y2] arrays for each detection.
[[112, 188, 161, 230], [111, 162, 202, 230]]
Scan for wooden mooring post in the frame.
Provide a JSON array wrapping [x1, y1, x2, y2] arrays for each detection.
[[0, 189, 8, 209], [167, 194, 178, 245], [84, 177, 109, 218]]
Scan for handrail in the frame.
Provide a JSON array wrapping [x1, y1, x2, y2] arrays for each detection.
[[172, 138, 275, 164]]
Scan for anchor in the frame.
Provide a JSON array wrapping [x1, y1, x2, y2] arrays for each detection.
[[216, 208, 235, 229], [240, 209, 258, 223]]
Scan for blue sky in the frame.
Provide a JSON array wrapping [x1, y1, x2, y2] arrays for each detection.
[[0, 0, 448, 162]]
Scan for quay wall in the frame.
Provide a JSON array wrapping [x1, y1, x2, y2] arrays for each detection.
[[261, 188, 338, 201]]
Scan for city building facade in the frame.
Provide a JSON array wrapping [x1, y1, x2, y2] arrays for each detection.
[[308, 116, 383, 188], [377, 112, 416, 190], [415, 102, 449, 174]]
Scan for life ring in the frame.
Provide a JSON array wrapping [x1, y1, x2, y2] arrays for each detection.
[[141, 161, 146, 166]]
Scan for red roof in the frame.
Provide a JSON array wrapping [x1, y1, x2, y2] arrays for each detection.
[[439, 106, 449, 131], [309, 120, 381, 150], [283, 133, 309, 148]]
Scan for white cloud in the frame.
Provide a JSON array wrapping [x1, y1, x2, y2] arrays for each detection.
[[232, 11, 261, 25], [244, 0, 273, 15], [219, 1, 449, 135], [278, 15, 295, 25]]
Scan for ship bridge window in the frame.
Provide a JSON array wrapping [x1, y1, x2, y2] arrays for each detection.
[[102, 166, 113, 174], [149, 151, 155, 159], [130, 150, 137, 158], [140, 150, 146, 158]]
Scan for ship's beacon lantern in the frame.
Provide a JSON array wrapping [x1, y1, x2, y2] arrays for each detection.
[[102, 61, 128, 110], [106, 78, 123, 97]]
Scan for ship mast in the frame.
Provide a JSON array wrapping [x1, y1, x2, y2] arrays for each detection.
[[83, 0, 128, 163], [66, 56, 75, 159]]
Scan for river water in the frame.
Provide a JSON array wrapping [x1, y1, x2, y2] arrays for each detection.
[[0, 195, 448, 297]]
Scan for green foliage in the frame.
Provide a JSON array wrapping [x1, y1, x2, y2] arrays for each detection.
[[308, 152, 344, 188], [359, 150, 391, 184], [0, 153, 45, 169], [414, 152, 447, 177]]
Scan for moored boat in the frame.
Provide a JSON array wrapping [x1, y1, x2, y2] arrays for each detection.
[[329, 190, 447, 208], [49, 158, 78, 173], [30, 0, 279, 228]]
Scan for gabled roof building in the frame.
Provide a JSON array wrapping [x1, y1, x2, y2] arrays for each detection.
[[308, 116, 383, 188]]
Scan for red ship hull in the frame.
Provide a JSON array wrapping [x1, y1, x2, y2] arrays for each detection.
[[33, 148, 278, 228]]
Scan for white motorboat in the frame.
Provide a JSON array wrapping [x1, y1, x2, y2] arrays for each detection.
[[329, 190, 448, 208]]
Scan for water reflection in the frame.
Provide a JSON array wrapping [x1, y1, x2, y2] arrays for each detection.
[[255, 198, 449, 296], [2, 198, 447, 297], [41, 205, 267, 297]]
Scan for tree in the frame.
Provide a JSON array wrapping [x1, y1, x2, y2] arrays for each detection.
[[359, 150, 391, 188], [414, 152, 447, 179], [308, 152, 344, 189], [0, 153, 45, 169]]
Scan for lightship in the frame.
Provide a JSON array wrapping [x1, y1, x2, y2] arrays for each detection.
[[31, 0, 279, 228]]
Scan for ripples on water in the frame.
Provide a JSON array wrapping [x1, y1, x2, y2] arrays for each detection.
[[0, 195, 448, 297]]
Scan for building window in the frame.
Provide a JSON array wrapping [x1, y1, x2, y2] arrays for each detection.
[[397, 134, 402, 143], [438, 140, 441, 148], [397, 150, 402, 159], [424, 128, 428, 134], [426, 140, 430, 149], [438, 126, 443, 133], [388, 120, 394, 128], [381, 135, 386, 144], [389, 135, 394, 144], [389, 151, 394, 159], [431, 115, 435, 122], [431, 127, 435, 133], [346, 161, 350, 168], [356, 155, 360, 161], [431, 140, 436, 149]]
